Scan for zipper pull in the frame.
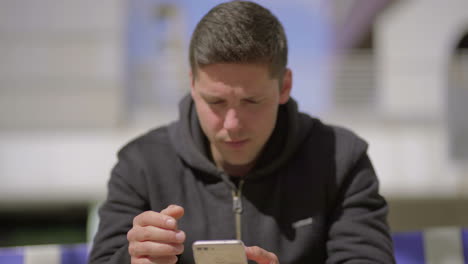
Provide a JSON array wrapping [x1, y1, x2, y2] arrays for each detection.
[[232, 194, 243, 214], [232, 180, 245, 241], [232, 180, 245, 214]]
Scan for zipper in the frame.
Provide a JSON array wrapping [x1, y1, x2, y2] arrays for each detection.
[[231, 179, 245, 240]]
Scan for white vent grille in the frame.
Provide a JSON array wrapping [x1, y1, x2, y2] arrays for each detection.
[[331, 51, 376, 111]]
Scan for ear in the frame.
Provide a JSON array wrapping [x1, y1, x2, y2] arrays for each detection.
[[189, 70, 196, 97], [279, 68, 292, 104], [189, 71, 195, 89]]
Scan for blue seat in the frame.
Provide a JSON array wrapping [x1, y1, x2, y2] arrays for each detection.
[[392, 227, 468, 264], [392, 230, 426, 264], [0, 244, 88, 264], [60, 244, 89, 264], [0, 228, 467, 263]]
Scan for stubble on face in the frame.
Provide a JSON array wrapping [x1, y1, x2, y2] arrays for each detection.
[[191, 63, 291, 176]]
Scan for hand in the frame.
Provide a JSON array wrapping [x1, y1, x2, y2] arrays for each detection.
[[127, 205, 185, 264], [245, 246, 279, 264]]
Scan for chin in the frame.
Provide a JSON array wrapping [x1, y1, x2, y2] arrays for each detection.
[[227, 160, 251, 166], [224, 156, 256, 166]]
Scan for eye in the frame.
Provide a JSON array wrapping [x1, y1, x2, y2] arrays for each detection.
[[207, 100, 224, 105], [243, 98, 260, 104]]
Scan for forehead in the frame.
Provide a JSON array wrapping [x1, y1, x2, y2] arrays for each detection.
[[194, 63, 277, 92]]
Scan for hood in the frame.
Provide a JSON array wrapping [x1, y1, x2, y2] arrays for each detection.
[[168, 94, 313, 181]]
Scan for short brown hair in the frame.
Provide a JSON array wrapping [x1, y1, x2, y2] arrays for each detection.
[[189, 1, 288, 79]]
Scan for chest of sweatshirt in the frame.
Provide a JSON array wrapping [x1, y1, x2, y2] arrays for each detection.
[[140, 156, 332, 263]]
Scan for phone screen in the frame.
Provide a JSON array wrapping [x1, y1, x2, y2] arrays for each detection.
[[192, 240, 248, 264]]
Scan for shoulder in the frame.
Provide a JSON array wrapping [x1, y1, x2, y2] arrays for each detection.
[[113, 125, 180, 175], [300, 115, 369, 170], [110, 124, 184, 190], [299, 117, 381, 204], [118, 126, 173, 158], [331, 125, 368, 160], [302, 115, 367, 151]]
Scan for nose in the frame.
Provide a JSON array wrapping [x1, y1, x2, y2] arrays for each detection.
[[223, 108, 241, 131]]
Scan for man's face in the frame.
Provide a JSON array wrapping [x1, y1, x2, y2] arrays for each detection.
[[191, 63, 292, 168]]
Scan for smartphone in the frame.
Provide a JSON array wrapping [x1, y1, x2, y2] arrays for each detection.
[[192, 239, 248, 264]]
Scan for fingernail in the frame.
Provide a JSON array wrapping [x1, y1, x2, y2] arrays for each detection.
[[166, 218, 176, 228], [175, 243, 184, 254], [176, 231, 185, 242]]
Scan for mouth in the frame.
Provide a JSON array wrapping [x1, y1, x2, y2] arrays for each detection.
[[224, 139, 249, 148]]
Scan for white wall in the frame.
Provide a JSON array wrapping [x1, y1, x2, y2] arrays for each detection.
[[1, 0, 468, 205], [360, 0, 468, 198], [0, 0, 126, 129], [375, 0, 468, 120], [0, 114, 176, 204], [325, 115, 464, 199]]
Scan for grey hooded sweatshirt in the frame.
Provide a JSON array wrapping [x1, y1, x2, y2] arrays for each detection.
[[89, 95, 395, 264]]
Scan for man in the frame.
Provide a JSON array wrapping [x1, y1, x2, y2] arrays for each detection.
[[89, 1, 395, 263]]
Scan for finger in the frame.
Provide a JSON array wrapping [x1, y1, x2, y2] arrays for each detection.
[[245, 246, 279, 264], [128, 241, 184, 258], [133, 211, 178, 230], [131, 256, 177, 264], [131, 256, 155, 264], [160, 204, 185, 220], [127, 225, 185, 243], [149, 255, 178, 264]]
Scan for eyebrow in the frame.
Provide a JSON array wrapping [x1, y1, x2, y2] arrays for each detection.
[[199, 92, 222, 101], [199, 92, 264, 101], [244, 96, 263, 101]]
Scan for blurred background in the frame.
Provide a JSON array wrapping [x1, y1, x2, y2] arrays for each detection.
[[0, 0, 467, 247]]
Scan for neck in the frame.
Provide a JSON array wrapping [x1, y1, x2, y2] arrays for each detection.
[[219, 161, 255, 178], [210, 145, 256, 177]]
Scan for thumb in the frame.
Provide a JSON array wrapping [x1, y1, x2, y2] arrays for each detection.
[[160, 204, 185, 220], [245, 246, 279, 264]]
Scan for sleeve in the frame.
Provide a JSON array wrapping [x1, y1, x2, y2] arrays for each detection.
[[88, 145, 150, 264], [326, 150, 395, 264]]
